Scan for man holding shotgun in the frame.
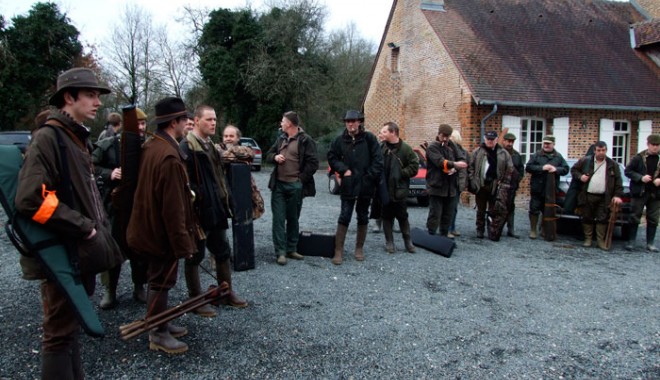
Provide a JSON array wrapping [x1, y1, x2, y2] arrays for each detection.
[[570, 141, 623, 250], [127, 97, 197, 354]]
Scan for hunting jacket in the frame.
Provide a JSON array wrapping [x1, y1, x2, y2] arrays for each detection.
[[127, 130, 197, 258], [381, 139, 419, 202], [328, 127, 383, 199], [468, 144, 513, 194], [15, 111, 121, 279], [625, 150, 660, 198], [266, 127, 319, 198], [425, 140, 466, 197], [525, 149, 569, 196], [571, 155, 623, 207]]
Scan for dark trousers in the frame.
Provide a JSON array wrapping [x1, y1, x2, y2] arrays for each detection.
[[147, 254, 179, 291], [382, 200, 408, 225], [271, 180, 303, 254], [187, 226, 231, 265], [631, 193, 660, 226], [528, 194, 545, 216], [475, 183, 495, 232], [427, 195, 458, 236], [338, 196, 372, 226], [40, 275, 94, 353], [580, 193, 609, 224]]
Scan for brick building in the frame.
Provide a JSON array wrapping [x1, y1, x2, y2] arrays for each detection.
[[363, 0, 660, 183]]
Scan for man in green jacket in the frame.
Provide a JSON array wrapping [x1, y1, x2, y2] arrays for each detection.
[[624, 134, 660, 252], [379, 122, 419, 253]]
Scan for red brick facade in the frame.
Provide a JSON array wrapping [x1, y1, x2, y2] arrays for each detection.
[[364, 0, 660, 196]]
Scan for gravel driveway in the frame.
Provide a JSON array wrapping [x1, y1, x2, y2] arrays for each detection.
[[0, 168, 658, 379]]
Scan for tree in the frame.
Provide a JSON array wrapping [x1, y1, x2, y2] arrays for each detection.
[[0, 2, 84, 130], [103, 4, 158, 108]]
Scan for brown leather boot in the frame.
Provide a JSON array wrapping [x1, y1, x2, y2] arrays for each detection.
[[582, 223, 593, 247], [146, 290, 188, 354], [383, 219, 395, 253], [355, 224, 368, 261], [332, 224, 348, 265], [216, 258, 248, 308], [401, 219, 416, 253], [184, 264, 217, 317], [596, 223, 608, 250]]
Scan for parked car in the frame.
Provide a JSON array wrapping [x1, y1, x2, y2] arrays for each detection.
[[239, 137, 262, 171], [327, 147, 429, 206], [555, 158, 634, 239], [0, 131, 31, 154]]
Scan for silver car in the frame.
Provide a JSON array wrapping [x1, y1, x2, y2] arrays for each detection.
[[239, 137, 262, 171]]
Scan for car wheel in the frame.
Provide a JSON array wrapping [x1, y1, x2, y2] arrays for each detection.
[[329, 176, 340, 194], [417, 196, 429, 207]]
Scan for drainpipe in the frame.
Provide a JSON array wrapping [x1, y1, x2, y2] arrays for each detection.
[[480, 104, 498, 143]]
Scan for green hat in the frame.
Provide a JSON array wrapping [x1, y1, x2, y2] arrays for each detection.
[[647, 134, 660, 145], [503, 133, 516, 141], [542, 135, 555, 144]]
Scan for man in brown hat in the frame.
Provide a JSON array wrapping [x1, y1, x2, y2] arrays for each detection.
[[624, 134, 660, 252], [15, 67, 123, 379], [127, 97, 197, 354], [525, 135, 569, 239], [328, 110, 383, 265], [425, 124, 468, 237]]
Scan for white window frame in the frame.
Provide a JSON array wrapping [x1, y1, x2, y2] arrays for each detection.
[[519, 117, 546, 164], [610, 120, 631, 165]]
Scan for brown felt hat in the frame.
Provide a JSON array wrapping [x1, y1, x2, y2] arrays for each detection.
[[152, 97, 188, 125], [49, 68, 110, 106]]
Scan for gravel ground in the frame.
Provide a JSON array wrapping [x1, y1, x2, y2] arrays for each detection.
[[0, 168, 658, 379]]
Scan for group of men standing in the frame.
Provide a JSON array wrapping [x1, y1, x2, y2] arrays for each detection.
[[12, 67, 660, 379]]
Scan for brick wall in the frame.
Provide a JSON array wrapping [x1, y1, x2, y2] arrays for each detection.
[[364, 0, 660, 196], [636, 0, 660, 17]]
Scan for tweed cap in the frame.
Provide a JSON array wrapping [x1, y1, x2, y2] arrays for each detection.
[[503, 133, 517, 141], [542, 135, 556, 143], [648, 134, 660, 145]]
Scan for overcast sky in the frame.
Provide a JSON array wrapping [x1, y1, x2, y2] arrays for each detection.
[[0, 0, 392, 49]]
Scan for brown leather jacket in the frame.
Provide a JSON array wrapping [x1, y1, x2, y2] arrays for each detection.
[[127, 130, 197, 258], [15, 111, 122, 279]]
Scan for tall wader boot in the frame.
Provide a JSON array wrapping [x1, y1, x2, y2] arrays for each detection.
[[383, 219, 395, 253], [646, 223, 658, 252], [147, 289, 188, 354], [355, 224, 368, 261], [595, 223, 608, 250], [507, 211, 520, 238], [184, 264, 217, 318], [582, 223, 593, 247], [42, 334, 83, 380], [401, 219, 416, 253], [625, 223, 639, 251], [99, 265, 121, 309], [529, 214, 539, 239], [216, 258, 248, 308], [332, 224, 348, 265]]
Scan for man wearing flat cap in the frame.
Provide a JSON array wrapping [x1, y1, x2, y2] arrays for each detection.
[[15, 67, 123, 378], [328, 110, 383, 265], [501, 133, 525, 238], [525, 135, 569, 239], [624, 134, 660, 252], [425, 124, 468, 237], [468, 131, 513, 240], [127, 97, 197, 354]]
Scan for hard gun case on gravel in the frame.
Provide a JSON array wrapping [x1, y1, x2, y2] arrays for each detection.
[[0, 145, 104, 337], [410, 227, 456, 258], [229, 163, 255, 271], [296, 231, 335, 258]]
